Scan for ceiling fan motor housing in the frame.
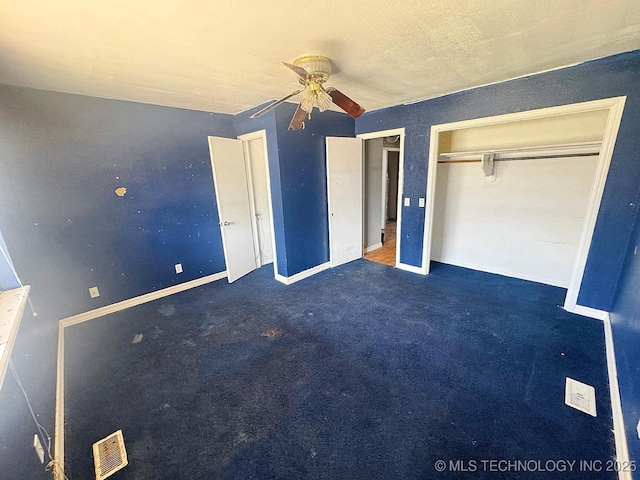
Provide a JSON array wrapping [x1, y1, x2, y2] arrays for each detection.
[[293, 55, 332, 83]]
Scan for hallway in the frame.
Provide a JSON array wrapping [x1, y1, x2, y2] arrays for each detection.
[[364, 220, 396, 266]]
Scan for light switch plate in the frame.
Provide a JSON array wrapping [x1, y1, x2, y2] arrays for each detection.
[[419, 198, 425, 207], [404, 197, 410, 207], [175, 263, 183, 274]]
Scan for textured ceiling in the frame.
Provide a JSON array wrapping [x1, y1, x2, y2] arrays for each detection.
[[0, 0, 639, 114]]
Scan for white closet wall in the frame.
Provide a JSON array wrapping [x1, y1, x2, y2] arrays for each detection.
[[431, 110, 608, 287]]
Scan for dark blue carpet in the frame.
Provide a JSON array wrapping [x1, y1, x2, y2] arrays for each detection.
[[64, 260, 615, 479]]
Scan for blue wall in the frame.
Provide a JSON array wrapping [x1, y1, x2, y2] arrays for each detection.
[[611, 193, 640, 467], [356, 50, 640, 312], [0, 85, 353, 318], [234, 102, 354, 278], [0, 85, 235, 319], [0, 229, 20, 291], [274, 103, 355, 276]]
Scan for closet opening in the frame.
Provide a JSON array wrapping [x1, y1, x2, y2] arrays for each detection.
[[423, 97, 626, 317]]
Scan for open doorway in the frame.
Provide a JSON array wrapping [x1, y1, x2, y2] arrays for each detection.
[[362, 134, 402, 267], [241, 134, 275, 268], [208, 130, 277, 283]]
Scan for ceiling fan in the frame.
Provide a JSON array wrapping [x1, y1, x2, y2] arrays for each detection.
[[250, 55, 365, 130]]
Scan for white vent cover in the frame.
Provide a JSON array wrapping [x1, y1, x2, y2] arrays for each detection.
[[565, 377, 597, 417], [93, 430, 128, 480]]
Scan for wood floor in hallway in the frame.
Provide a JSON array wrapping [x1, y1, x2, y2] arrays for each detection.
[[364, 220, 396, 266]]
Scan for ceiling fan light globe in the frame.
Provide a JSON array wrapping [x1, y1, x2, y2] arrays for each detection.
[[316, 89, 333, 112], [300, 90, 315, 113]]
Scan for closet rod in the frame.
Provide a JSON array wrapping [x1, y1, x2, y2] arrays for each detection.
[[438, 152, 599, 164], [437, 141, 601, 164]]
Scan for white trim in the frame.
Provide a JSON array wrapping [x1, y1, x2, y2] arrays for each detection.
[[397, 263, 424, 274], [274, 262, 330, 285], [54, 321, 65, 480], [274, 272, 288, 285], [424, 97, 627, 307], [563, 98, 626, 312], [357, 129, 404, 140], [430, 256, 568, 288], [565, 304, 608, 321], [358, 128, 406, 269], [54, 270, 228, 477], [364, 243, 383, 254], [60, 271, 227, 328], [603, 313, 632, 480]]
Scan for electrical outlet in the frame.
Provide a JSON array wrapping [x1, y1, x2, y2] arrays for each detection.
[[404, 197, 410, 207], [175, 263, 183, 274], [89, 286, 100, 298], [33, 434, 44, 464]]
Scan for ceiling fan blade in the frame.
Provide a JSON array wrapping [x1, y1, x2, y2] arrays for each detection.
[[283, 62, 310, 81], [327, 88, 365, 118], [288, 104, 306, 130], [250, 88, 304, 118]]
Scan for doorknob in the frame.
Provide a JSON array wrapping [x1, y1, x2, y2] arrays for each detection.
[[219, 221, 232, 226]]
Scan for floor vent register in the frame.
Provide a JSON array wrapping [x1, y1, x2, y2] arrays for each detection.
[[93, 430, 128, 480], [565, 377, 597, 417]]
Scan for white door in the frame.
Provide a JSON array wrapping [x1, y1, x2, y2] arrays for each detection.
[[326, 137, 364, 267], [246, 138, 274, 265], [208, 136, 257, 282]]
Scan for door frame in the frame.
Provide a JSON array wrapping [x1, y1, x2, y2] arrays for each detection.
[[357, 129, 405, 269], [237, 129, 279, 278], [423, 97, 627, 319]]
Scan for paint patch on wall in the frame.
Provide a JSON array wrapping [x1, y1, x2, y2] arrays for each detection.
[[115, 187, 127, 197]]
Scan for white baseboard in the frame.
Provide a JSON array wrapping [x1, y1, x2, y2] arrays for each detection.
[[431, 256, 567, 288], [397, 262, 425, 275], [275, 262, 330, 285], [364, 243, 383, 254], [564, 303, 608, 321], [603, 313, 632, 480], [60, 271, 227, 328], [54, 270, 228, 477], [53, 323, 65, 479]]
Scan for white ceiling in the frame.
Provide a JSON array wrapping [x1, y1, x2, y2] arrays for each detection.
[[1, 0, 639, 115]]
